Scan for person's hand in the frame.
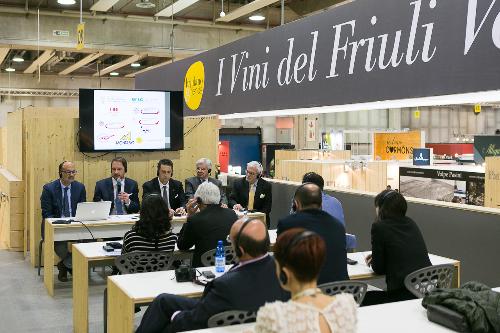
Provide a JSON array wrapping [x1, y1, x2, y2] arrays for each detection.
[[186, 198, 199, 216], [175, 207, 186, 216], [233, 204, 244, 211], [168, 209, 175, 218], [365, 254, 372, 267], [221, 203, 228, 208], [118, 192, 131, 205]]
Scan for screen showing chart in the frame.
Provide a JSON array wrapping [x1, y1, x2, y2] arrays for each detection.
[[79, 89, 183, 152]]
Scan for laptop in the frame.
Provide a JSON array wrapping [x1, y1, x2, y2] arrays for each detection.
[[74, 201, 112, 222]]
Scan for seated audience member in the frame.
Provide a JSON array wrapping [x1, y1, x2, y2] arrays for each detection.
[[177, 182, 238, 267], [254, 228, 357, 333], [121, 194, 177, 254], [363, 190, 431, 306], [136, 218, 289, 333], [229, 161, 272, 228], [142, 159, 186, 216], [93, 157, 140, 214], [278, 183, 348, 284], [185, 158, 228, 206], [40, 161, 86, 282]]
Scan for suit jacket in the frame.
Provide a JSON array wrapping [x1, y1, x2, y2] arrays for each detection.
[[277, 208, 349, 284], [142, 177, 186, 210], [371, 216, 431, 292], [40, 179, 86, 236], [229, 177, 272, 227], [92, 177, 140, 214], [185, 176, 228, 205], [171, 255, 290, 332], [177, 205, 238, 267]]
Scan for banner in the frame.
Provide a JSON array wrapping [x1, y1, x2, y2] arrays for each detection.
[[137, 0, 500, 117], [374, 131, 421, 160], [473, 135, 500, 163], [413, 148, 433, 165]]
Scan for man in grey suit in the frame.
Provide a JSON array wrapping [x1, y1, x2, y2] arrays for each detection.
[[185, 158, 227, 206]]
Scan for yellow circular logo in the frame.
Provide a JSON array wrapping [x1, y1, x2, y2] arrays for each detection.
[[184, 61, 205, 111]]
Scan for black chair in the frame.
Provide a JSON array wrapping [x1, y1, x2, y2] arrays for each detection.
[[37, 219, 45, 276], [200, 246, 238, 267], [207, 310, 257, 328], [318, 280, 368, 305], [404, 264, 454, 298]]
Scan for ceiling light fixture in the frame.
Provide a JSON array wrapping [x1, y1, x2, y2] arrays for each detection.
[[110, 72, 120, 76], [249, 14, 265, 21], [220, 0, 225, 17], [136, 0, 155, 8], [12, 56, 24, 62], [131, 63, 141, 68], [57, 0, 76, 5], [5, 67, 15, 72]]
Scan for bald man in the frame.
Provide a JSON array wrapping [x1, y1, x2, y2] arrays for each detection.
[[137, 218, 289, 333], [41, 161, 86, 282]]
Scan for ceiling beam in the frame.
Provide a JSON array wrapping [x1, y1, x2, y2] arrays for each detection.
[[90, 0, 121, 12], [125, 59, 172, 78], [216, 0, 279, 22], [24, 50, 55, 74], [59, 52, 103, 75], [94, 54, 146, 76], [155, 0, 201, 18], [0, 48, 9, 66]]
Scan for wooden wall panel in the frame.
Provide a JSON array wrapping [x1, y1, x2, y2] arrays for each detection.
[[0, 168, 24, 251], [484, 157, 500, 208], [24, 107, 219, 266]]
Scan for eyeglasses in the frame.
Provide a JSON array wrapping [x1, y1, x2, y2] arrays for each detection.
[[246, 170, 257, 176], [62, 170, 78, 175]]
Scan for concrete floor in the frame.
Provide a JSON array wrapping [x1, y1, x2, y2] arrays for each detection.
[[0, 250, 143, 333]]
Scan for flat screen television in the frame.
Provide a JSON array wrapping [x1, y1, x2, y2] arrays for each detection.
[[79, 89, 183, 152]]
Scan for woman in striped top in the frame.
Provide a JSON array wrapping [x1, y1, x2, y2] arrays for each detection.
[[122, 194, 177, 254]]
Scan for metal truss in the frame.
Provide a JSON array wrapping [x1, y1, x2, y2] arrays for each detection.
[[0, 88, 79, 98]]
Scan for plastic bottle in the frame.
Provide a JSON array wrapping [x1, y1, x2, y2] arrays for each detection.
[[215, 240, 225, 273]]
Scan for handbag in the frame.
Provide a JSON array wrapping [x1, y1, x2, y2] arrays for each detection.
[[427, 304, 471, 332]]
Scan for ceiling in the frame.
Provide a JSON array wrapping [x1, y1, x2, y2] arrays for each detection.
[[0, 0, 348, 78]]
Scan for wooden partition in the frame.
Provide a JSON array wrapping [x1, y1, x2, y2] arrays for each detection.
[[17, 107, 219, 266], [275, 149, 351, 178], [0, 168, 24, 251], [485, 156, 500, 208]]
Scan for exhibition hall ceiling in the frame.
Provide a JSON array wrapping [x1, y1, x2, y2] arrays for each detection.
[[0, 0, 347, 78]]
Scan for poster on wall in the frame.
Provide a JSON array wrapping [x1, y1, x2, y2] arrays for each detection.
[[321, 131, 344, 150], [374, 131, 422, 160], [399, 167, 485, 206], [413, 148, 433, 166], [306, 119, 316, 142], [473, 135, 500, 163]]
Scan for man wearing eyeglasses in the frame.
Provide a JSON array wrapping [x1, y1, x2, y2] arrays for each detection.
[[40, 161, 87, 282]]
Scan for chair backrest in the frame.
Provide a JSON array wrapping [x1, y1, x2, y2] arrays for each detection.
[[207, 310, 257, 328], [404, 264, 454, 298], [200, 246, 238, 267], [318, 280, 368, 305], [114, 251, 175, 274]]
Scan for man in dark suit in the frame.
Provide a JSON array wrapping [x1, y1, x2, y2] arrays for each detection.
[[136, 217, 289, 333], [177, 182, 238, 267], [93, 157, 139, 214], [40, 161, 86, 282], [185, 157, 227, 206], [277, 183, 348, 284], [229, 161, 272, 228], [142, 159, 186, 215]]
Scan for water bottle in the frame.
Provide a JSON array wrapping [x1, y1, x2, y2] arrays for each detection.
[[215, 240, 225, 273]]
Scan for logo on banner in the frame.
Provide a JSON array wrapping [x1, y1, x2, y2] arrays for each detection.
[[184, 61, 205, 111], [413, 148, 431, 165]]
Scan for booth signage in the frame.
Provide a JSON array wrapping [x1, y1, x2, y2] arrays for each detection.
[[374, 131, 421, 160], [413, 148, 432, 165], [473, 135, 500, 163], [136, 0, 500, 117]]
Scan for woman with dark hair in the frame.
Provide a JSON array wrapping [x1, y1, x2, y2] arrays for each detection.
[[363, 190, 431, 306], [122, 194, 177, 254], [253, 228, 357, 333]]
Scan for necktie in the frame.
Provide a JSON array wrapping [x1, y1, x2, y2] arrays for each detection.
[[115, 180, 124, 215], [62, 187, 70, 217], [247, 186, 255, 210], [162, 185, 170, 209]]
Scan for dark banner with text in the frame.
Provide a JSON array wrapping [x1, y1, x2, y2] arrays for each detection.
[[136, 0, 500, 117]]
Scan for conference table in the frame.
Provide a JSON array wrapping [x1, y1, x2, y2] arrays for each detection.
[[105, 249, 460, 333], [45, 211, 266, 297], [68, 212, 266, 333]]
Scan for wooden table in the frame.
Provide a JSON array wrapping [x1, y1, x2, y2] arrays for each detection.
[[71, 211, 266, 333], [106, 251, 460, 333]]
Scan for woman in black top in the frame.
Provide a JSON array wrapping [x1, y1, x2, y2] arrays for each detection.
[[362, 190, 431, 306], [122, 194, 177, 254]]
